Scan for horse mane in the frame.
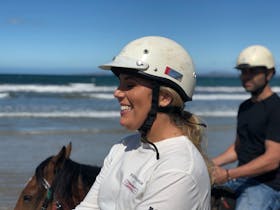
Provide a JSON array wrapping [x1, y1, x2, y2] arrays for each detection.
[[34, 155, 101, 207], [53, 159, 100, 201], [35, 156, 53, 190]]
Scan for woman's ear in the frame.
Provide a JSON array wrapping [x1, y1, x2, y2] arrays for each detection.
[[159, 92, 172, 107]]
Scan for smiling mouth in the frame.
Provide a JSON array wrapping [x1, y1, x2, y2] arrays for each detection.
[[120, 105, 132, 111]]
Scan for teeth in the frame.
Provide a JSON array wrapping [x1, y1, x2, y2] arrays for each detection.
[[121, 105, 131, 111]]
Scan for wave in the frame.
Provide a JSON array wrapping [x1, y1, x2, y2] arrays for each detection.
[[84, 93, 249, 100], [271, 87, 280, 92], [0, 83, 116, 93], [85, 93, 115, 99], [0, 83, 279, 95], [196, 86, 280, 93], [195, 86, 244, 93], [193, 94, 250, 100], [0, 111, 120, 118], [0, 93, 9, 98], [196, 110, 237, 117], [0, 110, 237, 118]]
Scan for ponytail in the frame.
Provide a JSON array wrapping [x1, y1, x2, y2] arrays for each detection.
[[160, 86, 214, 183]]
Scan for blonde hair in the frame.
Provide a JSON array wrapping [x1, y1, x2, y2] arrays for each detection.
[[160, 86, 214, 182]]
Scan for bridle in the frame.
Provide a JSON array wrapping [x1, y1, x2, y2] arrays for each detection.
[[41, 178, 63, 210]]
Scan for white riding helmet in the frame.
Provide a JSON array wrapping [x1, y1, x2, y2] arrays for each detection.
[[236, 45, 275, 70], [99, 36, 196, 102]]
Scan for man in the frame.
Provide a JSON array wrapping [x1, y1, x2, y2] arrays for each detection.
[[212, 45, 280, 210]]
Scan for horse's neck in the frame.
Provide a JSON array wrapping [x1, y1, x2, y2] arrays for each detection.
[[53, 161, 89, 208], [46, 159, 100, 209]]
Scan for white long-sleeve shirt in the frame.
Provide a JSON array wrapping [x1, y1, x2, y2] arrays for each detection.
[[74, 134, 211, 210]]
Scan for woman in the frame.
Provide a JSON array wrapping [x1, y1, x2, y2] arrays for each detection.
[[74, 36, 211, 210]]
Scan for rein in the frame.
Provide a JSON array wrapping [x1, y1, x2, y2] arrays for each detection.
[[41, 178, 63, 210]]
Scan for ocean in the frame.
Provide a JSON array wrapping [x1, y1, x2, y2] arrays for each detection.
[[0, 73, 279, 209]]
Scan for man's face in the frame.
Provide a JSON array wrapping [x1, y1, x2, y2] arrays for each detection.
[[239, 68, 268, 93]]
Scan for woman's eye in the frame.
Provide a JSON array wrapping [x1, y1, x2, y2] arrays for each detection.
[[126, 83, 135, 89]]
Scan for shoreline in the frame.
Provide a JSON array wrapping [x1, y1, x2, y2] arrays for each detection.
[[0, 116, 236, 209]]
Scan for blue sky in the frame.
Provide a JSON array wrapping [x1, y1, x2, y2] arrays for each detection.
[[0, 0, 280, 75]]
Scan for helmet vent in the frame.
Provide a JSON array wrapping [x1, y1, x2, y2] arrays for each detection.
[[143, 49, 149, 54], [136, 60, 144, 66], [136, 60, 149, 70], [192, 72, 197, 78]]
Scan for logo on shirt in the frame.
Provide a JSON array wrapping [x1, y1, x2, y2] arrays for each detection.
[[123, 179, 138, 194], [123, 173, 143, 194]]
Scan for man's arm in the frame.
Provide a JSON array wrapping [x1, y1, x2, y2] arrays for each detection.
[[213, 139, 280, 184], [228, 139, 280, 179]]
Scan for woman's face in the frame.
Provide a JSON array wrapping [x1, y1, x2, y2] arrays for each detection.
[[114, 73, 153, 130]]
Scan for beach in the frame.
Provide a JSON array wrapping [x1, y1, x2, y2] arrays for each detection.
[[0, 116, 236, 209], [0, 74, 278, 209]]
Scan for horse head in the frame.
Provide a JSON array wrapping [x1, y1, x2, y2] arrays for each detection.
[[14, 143, 101, 210]]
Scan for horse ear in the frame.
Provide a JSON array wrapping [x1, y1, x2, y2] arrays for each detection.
[[52, 142, 72, 163], [65, 142, 72, 159], [40, 146, 67, 183], [52, 146, 67, 166]]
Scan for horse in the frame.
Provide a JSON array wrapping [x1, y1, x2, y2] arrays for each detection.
[[211, 185, 237, 210], [14, 143, 101, 210], [14, 143, 236, 210]]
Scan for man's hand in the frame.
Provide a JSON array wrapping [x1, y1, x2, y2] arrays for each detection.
[[212, 166, 229, 184]]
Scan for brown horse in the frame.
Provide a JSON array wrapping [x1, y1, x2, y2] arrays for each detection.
[[14, 143, 236, 210], [211, 186, 237, 210], [14, 143, 101, 210]]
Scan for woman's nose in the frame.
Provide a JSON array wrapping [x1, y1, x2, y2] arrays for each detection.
[[114, 88, 125, 99]]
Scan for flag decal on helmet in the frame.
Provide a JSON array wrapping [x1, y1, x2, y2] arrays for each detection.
[[164, 66, 183, 81]]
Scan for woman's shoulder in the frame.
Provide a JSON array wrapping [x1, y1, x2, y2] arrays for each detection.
[[155, 136, 206, 172], [156, 136, 198, 156], [104, 133, 141, 162]]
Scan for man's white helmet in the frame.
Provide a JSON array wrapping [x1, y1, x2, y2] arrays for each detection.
[[236, 45, 275, 70], [99, 36, 196, 102]]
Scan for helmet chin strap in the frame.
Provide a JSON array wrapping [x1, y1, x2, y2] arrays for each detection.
[[137, 82, 207, 160], [138, 82, 160, 160]]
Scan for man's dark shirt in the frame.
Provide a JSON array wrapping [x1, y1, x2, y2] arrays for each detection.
[[236, 93, 280, 191]]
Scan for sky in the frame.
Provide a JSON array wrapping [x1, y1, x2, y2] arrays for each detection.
[[0, 0, 280, 75]]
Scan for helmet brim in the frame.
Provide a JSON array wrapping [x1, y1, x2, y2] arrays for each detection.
[[99, 55, 149, 71], [235, 64, 268, 70]]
